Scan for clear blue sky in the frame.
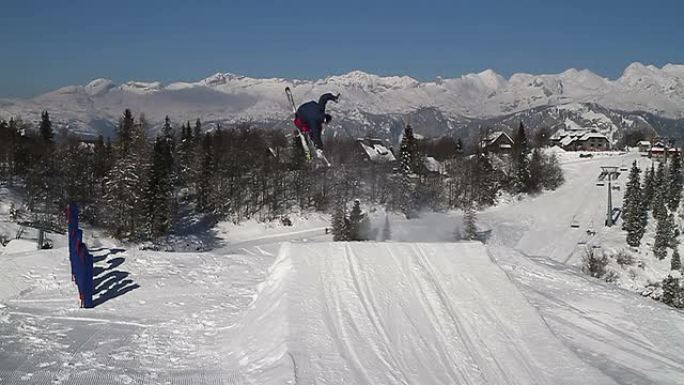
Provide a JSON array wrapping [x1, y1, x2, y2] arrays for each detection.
[[1, 0, 682, 98]]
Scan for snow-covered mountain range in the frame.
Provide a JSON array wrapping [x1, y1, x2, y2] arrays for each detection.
[[1, 62, 683, 141]]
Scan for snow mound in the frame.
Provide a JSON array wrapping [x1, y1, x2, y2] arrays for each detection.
[[234, 242, 616, 385]]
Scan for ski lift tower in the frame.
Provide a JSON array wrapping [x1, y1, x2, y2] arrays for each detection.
[[601, 166, 618, 227]]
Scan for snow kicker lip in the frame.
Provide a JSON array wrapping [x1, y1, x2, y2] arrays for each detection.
[[232, 242, 616, 385]]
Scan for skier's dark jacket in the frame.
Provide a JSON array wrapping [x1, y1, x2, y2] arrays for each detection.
[[295, 93, 338, 149]]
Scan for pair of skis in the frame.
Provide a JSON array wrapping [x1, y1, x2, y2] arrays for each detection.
[[285, 87, 331, 167]]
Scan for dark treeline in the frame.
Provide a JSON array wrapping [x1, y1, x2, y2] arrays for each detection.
[[0, 110, 564, 241]]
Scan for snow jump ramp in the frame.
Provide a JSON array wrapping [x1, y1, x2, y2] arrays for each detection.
[[234, 242, 616, 385]]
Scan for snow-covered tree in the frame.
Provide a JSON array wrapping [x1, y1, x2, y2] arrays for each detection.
[[661, 275, 684, 308], [194, 132, 215, 212], [103, 111, 150, 239], [331, 200, 350, 241], [144, 123, 177, 237], [512, 122, 531, 193], [541, 153, 564, 190], [671, 247, 682, 271], [472, 153, 498, 207], [177, 121, 195, 189], [527, 147, 544, 193], [668, 154, 683, 212], [653, 213, 675, 260], [400, 123, 419, 174], [652, 162, 668, 221], [348, 199, 364, 241], [398, 124, 418, 218], [104, 152, 142, 238], [623, 161, 647, 247], [642, 163, 656, 209], [117, 109, 136, 156]]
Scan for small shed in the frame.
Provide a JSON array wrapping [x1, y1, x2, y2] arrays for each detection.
[[638, 141, 652, 153]]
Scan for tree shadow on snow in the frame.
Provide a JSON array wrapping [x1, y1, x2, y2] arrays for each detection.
[[92, 250, 139, 307], [92, 248, 126, 264], [173, 212, 226, 251]]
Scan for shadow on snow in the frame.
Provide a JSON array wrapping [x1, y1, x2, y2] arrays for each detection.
[[92, 250, 139, 307]]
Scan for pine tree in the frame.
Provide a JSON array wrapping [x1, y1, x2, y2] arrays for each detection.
[[118, 109, 136, 155], [398, 124, 418, 218], [195, 132, 215, 212], [652, 162, 668, 221], [642, 163, 656, 208], [348, 199, 366, 241], [463, 205, 478, 240], [527, 147, 544, 193], [103, 111, 149, 239], [661, 275, 683, 308], [668, 154, 683, 212], [331, 201, 350, 241], [671, 247, 682, 271], [177, 122, 195, 189], [512, 122, 531, 193], [400, 123, 419, 174], [623, 161, 647, 246], [654, 213, 674, 260], [39, 110, 54, 145], [144, 131, 176, 237], [473, 153, 498, 206], [104, 152, 142, 238], [541, 153, 565, 190], [162, 116, 173, 138]]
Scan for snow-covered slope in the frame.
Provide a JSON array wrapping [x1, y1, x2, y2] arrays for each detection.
[[2, 151, 684, 384], [2, 63, 684, 138], [234, 242, 617, 385]]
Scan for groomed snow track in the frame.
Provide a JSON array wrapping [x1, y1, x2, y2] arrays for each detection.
[[235, 242, 617, 385]]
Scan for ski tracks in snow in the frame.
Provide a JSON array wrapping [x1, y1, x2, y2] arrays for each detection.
[[237, 242, 616, 385]]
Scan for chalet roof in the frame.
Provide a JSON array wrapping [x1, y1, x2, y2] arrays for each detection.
[[560, 136, 577, 147], [357, 138, 396, 162], [484, 131, 513, 145], [578, 133, 608, 141], [423, 156, 445, 174]]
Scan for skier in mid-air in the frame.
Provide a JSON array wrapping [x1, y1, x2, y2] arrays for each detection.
[[293, 92, 340, 156]]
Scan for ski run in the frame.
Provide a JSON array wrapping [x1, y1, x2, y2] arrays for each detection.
[[1, 150, 684, 385]]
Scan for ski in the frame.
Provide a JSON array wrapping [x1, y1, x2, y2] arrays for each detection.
[[285, 87, 313, 161]]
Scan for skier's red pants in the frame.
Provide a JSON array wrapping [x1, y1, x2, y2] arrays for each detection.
[[294, 117, 311, 133]]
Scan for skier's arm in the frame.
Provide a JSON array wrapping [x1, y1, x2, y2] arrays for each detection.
[[317, 93, 340, 111]]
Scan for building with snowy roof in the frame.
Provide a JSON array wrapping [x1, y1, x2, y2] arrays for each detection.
[[422, 156, 446, 175], [356, 138, 396, 163], [638, 140, 652, 153], [480, 131, 514, 154], [552, 130, 609, 151], [576, 133, 609, 151]]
